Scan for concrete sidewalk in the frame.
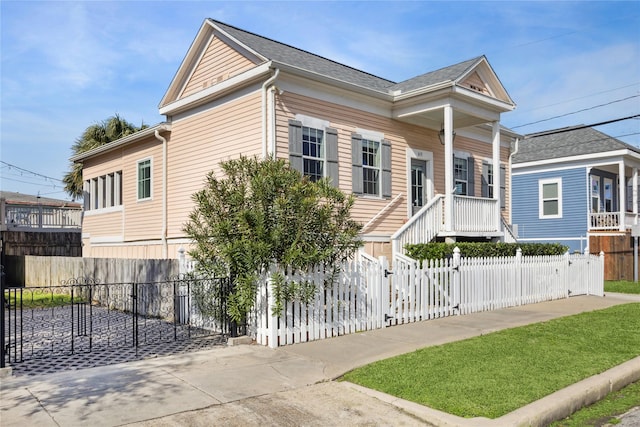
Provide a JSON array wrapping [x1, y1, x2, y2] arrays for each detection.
[[1, 293, 639, 427]]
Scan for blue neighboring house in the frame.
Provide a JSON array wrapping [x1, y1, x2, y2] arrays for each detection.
[[511, 126, 640, 262]]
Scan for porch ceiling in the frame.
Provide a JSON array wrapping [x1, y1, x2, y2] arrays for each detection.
[[394, 108, 491, 130]]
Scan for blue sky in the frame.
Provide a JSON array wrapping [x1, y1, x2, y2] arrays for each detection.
[[1, 1, 639, 200]]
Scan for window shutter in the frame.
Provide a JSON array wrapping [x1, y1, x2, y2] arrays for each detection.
[[481, 161, 489, 198], [467, 156, 475, 196], [288, 119, 303, 173], [325, 127, 339, 187], [500, 164, 506, 209], [381, 139, 392, 198], [351, 133, 363, 194]]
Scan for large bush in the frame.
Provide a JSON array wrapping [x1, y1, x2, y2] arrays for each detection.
[[184, 156, 362, 323]]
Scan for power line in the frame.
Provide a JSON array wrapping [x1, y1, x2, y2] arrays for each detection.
[[525, 115, 640, 138], [511, 95, 640, 129], [0, 161, 64, 183], [521, 83, 640, 113]]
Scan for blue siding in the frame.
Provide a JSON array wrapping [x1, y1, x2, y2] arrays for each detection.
[[512, 168, 588, 247]]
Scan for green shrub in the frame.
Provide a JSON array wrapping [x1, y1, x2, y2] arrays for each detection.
[[404, 242, 569, 261]]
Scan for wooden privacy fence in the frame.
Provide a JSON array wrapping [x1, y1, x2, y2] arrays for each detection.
[[250, 249, 605, 348]]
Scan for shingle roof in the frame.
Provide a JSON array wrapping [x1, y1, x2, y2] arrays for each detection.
[[209, 19, 481, 95], [512, 126, 640, 164], [0, 191, 81, 207], [389, 57, 484, 93]]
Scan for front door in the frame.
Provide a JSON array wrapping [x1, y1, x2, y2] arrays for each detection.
[[411, 159, 427, 215]]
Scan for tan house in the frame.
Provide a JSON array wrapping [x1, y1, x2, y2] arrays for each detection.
[[72, 19, 519, 260]]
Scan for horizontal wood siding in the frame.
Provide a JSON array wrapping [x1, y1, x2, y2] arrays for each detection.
[[275, 91, 511, 235], [83, 210, 123, 237], [181, 36, 256, 99], [166, 91, 263, 237], [512, 167, 587, 242], [122, 138, 164, 241]]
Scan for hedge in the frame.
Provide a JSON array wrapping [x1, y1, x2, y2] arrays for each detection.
[[404, 242, 569, 261]]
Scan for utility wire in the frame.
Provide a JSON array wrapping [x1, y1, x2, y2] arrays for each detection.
[[525, 116, 640, 138], [512, 95, 640, 129], [0, 160, 64, 183]]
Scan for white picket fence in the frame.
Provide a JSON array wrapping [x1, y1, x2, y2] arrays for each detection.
[[251, 248, 604, 348]]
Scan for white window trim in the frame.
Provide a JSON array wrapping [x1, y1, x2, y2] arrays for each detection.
[[358, 128, 385, 197], [137, 157, 153, 201], [295, 114, 329, 130], [405, 148, 434, 217], [539, 178, 562, 219], [453, 151, 470, 196], [301, 126, 325, 180]]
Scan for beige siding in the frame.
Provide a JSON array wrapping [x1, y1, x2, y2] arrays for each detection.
[[274, 91, 511, 236], [461, 72, 490, 95], [165, 91, 263, 237], [181, 36, 256, 99]]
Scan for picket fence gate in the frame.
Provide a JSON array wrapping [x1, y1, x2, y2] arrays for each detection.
[[250, 248, 605, 348]]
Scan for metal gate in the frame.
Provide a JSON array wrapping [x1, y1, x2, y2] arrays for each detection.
[[1, 276, 231, 369]]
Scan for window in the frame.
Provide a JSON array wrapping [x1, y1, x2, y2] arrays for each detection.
[[454, 156, 475, 196], [604, 178, 613, 212], [84, 171, 122, 211], [137, 159, 152, 200], [362, 139, 381, 195], [482, 161, 506, 209], [302, 127, 324, 182], [539, 178, 562, 218], [351, 133, 391, 197], [288, 118, 339, 186], [591, 177, 600, 213]]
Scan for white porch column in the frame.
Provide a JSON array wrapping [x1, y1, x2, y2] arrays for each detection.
[[619, 161, 626, 231], [633, 167, 638, 223], [444, 105, 454, 232], [492, 121, 501, 231]]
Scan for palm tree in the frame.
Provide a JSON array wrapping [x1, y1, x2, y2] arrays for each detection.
[[64, 114, 147, 199]]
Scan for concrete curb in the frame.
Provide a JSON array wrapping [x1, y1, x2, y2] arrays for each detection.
[[343, 355, 640, 427]]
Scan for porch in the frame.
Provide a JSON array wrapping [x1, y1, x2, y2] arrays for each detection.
[[1, 203, 82, 231], [589, 211, 639, 231], [391, 194, 512, 254]]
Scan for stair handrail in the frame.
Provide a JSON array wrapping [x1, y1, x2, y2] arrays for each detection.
[[391, 194, 444, 255]]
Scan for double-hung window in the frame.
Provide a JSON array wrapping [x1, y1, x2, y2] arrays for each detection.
[[302, 127, 324, 182], [289, 117, 339, 186], [362, 139, 381, 195], [539, 178, 562, 218], [351, 131, 391, 198], [454, 155, 475, 196], [137, 159, 152, 201]]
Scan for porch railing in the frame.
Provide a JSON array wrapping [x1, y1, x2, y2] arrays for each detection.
[[3, 204, 82, 231], [589, 212, 621, 230], [391, 194, 444, 254], [453, 195, 499, 232]]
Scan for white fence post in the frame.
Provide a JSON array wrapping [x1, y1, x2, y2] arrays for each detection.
[[516, 247, 522, 306], [267, 274, 279, 348], [177, 247, 186, 275], [380, 256, 391, 328], [453, 247, 461, 315]]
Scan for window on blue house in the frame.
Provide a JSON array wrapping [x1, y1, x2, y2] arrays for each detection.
[[539, 178, 562, 219]]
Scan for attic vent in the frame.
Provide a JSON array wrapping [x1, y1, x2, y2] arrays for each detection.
[[469, 84, 484, 93], [216, 75, 224, 83]]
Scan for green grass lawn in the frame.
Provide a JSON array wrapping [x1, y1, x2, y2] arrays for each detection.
[[605, 280, 640, 294], [341, 303, 640, 419], [5, 290, 79, 309]]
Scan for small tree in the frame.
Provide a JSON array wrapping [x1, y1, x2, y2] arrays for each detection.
[[184, 156, 362, 325]]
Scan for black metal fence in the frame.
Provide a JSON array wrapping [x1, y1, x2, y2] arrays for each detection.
[[1, 276, 231, 368]]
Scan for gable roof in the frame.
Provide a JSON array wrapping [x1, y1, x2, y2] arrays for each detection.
[[161, 18, 513, 109], [209, 19, 395, 92], [513, 126, 640, 164]]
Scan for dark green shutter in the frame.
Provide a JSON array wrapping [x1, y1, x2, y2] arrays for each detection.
[[351, 134, 363, 194], [381, 139, 392, 198], [467, 156, 475, 197], [325, 127, 339, 187], [481, 161, 489, 198], [288, 120, 303, 173]]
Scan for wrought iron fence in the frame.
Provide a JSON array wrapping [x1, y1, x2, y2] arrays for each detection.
[[1, 276, 230, 367]]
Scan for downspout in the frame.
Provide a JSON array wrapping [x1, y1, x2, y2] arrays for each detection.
[[508, 137, 519, 225], [155, 129, 168, 258], [261, 68, 280, 158]]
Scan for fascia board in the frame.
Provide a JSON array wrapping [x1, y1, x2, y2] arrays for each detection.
[[452, 86, 515, 112], [271, 61, 394, 101], [159, 62, 272, 115], [70, 123, 171, 162], [512, 149, 637, 170], [392, 81, 454, 101]]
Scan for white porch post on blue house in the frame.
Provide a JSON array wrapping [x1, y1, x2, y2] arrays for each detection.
[[492, 121, 501, 231], [619, 161, 626, 231], [444, 105, 454, 234], [633, 167, 638, 221]]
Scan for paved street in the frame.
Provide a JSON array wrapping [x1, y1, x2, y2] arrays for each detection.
[[2, 293, 639, 427]]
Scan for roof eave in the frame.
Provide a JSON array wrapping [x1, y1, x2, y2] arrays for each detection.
[[70, 123, 171, 163]]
